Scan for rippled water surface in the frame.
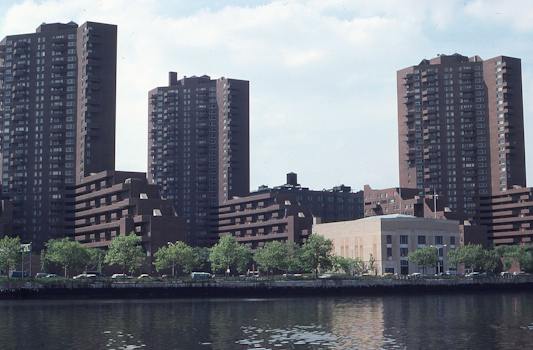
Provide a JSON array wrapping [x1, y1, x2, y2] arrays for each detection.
[[1, 292, 533, 349]]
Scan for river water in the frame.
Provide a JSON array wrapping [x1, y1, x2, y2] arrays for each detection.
[[0, 291, 532, 349]]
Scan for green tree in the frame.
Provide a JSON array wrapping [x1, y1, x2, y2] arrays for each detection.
[[483, 249, 501, 273], [299, 234, 333, 278], [153, 241, 196, 277], [87, 248, 105, 274], [408, 246, 438, 275], [447, 244, 488, 272], [520, 246, 533, 272], [192, 247, 211, 272], [0, 236, 21, 277], [44, 238, 90, 278], [333, 256, 364, 276], [209, 235, 252, 275], [254, 241, 298, 275], [104, 233, 145, 274]]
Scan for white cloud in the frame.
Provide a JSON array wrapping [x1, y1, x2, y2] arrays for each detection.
[[3, 0, 533, 192], [465, 0, 533, 32]]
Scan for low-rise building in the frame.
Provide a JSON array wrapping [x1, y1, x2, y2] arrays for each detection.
[[66, 170, 185, 265], [256, 173, 364, 223], [314, 214, 460, 275], [213, 191, 313, 248], [363, 185, 451, 219]]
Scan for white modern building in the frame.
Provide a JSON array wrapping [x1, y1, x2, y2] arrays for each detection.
[[313, 214, 460, 275]]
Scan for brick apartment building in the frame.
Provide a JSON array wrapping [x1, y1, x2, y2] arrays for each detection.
[[0, 21, 116, 248], [148, 73, 249, 245], [398, 54, 526, 222]]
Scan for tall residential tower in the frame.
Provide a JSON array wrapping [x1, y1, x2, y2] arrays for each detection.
[[148, 73, 249, 245], [0, 21, 116, 247], [397, 54, 526, 220]]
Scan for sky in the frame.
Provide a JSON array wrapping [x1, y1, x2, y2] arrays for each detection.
[[1, 0, 533, 192]]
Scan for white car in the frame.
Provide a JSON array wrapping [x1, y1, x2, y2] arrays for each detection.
[[465, 272, 480, 278], [137, 274, 151, 279], [73, 273, 97, 280], [111, 273, 130, 279]]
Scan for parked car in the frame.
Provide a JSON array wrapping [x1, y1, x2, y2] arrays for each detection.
[[445, 270, 457, 276], [408, 273, 422, 279], [137, 274, 151, 280], [35, 273, 49, 279], [191, 272, 212, 281], [73, 273, 97, 280], [465, 272, 480, 278], [513, 271, 528, 276], [44, 273, 58, 278], [85, 271, 102, 278], [111, 273, 130, 279], [318, 273, 333, 279], [9, 271, 29, 278]]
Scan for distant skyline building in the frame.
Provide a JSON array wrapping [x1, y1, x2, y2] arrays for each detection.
[[256, 172, 364, 223], [148, 73, 249, 245], [0, 21, 116, 247], [397, 54, 526, 221]]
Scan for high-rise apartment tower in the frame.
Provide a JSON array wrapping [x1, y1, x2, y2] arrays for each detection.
[[397, 54, 525, 220], [148, 73, 249, 245], [0, 21, 116, 247]]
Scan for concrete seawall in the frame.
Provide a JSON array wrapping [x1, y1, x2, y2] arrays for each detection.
[[1, 277, 532, 299]]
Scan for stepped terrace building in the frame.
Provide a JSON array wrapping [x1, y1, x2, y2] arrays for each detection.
[[66, 170, 185, 265]]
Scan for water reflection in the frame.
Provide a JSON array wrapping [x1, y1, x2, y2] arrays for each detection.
[[0, 292, 531, 350]]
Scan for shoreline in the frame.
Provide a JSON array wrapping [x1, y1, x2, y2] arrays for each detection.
[[1, 276, 533, 300]]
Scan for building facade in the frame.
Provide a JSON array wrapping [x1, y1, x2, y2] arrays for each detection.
[[256, 173, 364, 223], [213, 191, 313, 248], [76, 22, 117, 181], [398, 54, 526, 221], [0, 22, 117, 247], [148, 73, 249, 245], [478, 186, 533, 246], [66, 170, 185, 264], [315, 215, 460, 275], [363, 185, 449, 219]]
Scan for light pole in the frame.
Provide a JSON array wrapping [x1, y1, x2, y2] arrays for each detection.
[[433, 188, 439, 219]]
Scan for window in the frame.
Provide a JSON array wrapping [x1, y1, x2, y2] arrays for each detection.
[[400, 235, 408, 245], [387, 247, 392, 258], [386, 235, 392, 244], [385, 268, 394, 274], [435, 236, 443, 245], [450, 236, 456, 245], [417, 235, 426, 245], [400, 248, 409, 257]]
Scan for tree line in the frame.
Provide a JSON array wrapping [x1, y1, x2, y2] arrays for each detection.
[[4, 233, 531, 278], [0, 233, 357, 278], [408, 244, 533, 274]]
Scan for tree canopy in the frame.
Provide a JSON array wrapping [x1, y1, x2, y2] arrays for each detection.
[[408, 246, 438, 274], [0, 236, 21, 276], [209, 235, 251, 274], [254, 241, 299, 275], [299, 234, 333, 278], [44, 238, 90, 277], [104, 233, 145, 274], [332, 256, 364, 276], [153, 241, 196, 276]]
